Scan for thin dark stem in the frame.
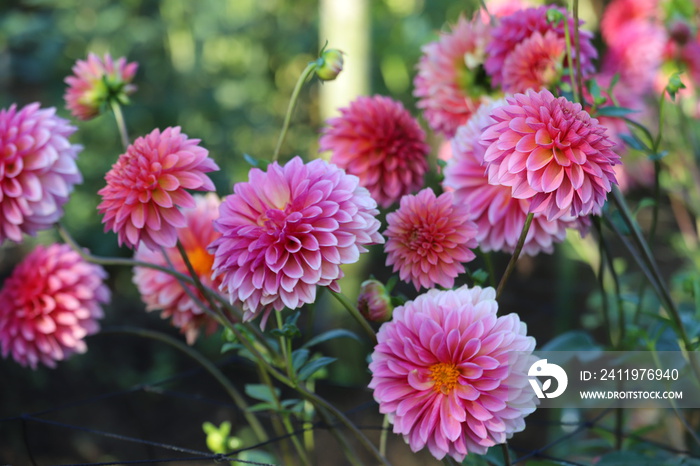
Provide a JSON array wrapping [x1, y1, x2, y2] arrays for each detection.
[[330, 290, 377, 344], [572, 0, 584, 104], [496, 213, 534, 299], [502, 442, 512, 466]]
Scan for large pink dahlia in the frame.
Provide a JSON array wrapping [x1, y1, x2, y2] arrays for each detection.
[[64, 53, 138, 121], [0, 103, 83, 245], [134, 193, 223, 344], [444, 100, 583, 255], [384, 188, 477, 291], [209, 156, 383, 323], [0, 244, 110, 369], [484, 6, 596, 88], [369, 286, 537, 461], [501, 30, 566, 94], [480, 89, 620, 220], [98, 127, 219, 251], [413, 15, 491, 137], [319, 95, 429, 208]]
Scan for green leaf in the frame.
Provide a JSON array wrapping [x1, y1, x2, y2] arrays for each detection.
[[619, 133, 648, 152], [244, 383, 280, 403], [469, 268, 489, 287], [291, 348, 310, 371], [596, 106, 638, 117], [649, 150, 669, 161], [247, 402, 277, 412], [540, 330, 602, 357], [243, 153, 270, 170], [302, 329, 361, 349], [298, 356, 336, 380]]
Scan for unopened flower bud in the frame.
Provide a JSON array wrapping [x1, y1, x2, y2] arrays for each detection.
[[669, 20, 692, 46], [316, 49, 344, 81], [357, 279, 393, 323]]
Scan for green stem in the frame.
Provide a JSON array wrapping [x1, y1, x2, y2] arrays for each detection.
[[501, 442, 512, 466], [102, 326, 268, 444], [330, 290, 377, 344], [379, 414, 390, 459], [562, 17, 579, 104], [593, 217, 624, 346], [110, 100, 130, 150], [571, 0, 584, 104], [272, 62, 317, 162], [275, 310, 296, 383], [316, 404, 365, 466], [496, 213, 534, 299]]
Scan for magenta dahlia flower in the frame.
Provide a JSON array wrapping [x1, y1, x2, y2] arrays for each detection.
[[369, 286, 537, 461], [134, 193, 223, 344], [501, 30, 566, 94], [384, 188, 477, 291], [64, 53, 138, 121], [480, 89, 620, 221], [0, 103, 83, 245], [484, 6, 596, 88], [209, 156, 383, 323], [319, 95, 429, 208], [0, 244, 110, 369], [413, 15, 491, 137], [444, 100, 583, 255], [98, 127, 219, 251]]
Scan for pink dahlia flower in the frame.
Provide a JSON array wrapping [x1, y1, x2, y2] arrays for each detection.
[[209, 156, 383, 323], [0, 244, 110, 369], [98, 127, 219, 251], [444, 100, 584, 255], [480, 89, 620, 220], [413, 15, 491, 137], [319, 95, 430, 208], [600, 0, 659, 45], [384, 188, 477, 291], [484, 6, 596, 88], [64, 53, 138, 121], [369, 286, 537, 461], [134, 193, 223, 344], [0, 103, 83, 245], [502, 30, 566, 94]]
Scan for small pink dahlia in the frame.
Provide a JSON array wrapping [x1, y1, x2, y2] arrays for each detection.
[[319, 95, 429, 208], [134, 193, 223, 344], [97, 127, 219, 251], [444, 100, 583, 255], [501, 30, 566, 94], [209, 156, 383, 323], [64, 53, 138, 121], [369, 286, 537, 461], [484, 6, 597, 88], [384, 188, 477, 291], [480, 89, 620, 220], [413, 15, 491, 137], [0, 244, 110, 369], [0, 103, 83, 245]]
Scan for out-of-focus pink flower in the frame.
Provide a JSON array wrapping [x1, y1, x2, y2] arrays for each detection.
[[369, 286, 537, 461], [414, 16, 491, 137], [502, 30, 565, 94], [209, 156, 383, 324], [0, 103, 83, 245], [600, 0, 659, 45], [384, 188, 477, 291], [64, 53, 138, 121], [482, 0, 535, 19], [319, 95, 429, 208], [480, 89, 620, 220], [357, 279, 393, 323], [0, 244, 109, 369], [444, 100, 584, 255], [134, 193, 223, 344], [98, 127, 219, 251], [484, 6, 597, 88]]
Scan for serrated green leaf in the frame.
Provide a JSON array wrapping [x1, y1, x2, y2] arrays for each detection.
[[298, 356, 336, 380], [302, 329, 361, 349]]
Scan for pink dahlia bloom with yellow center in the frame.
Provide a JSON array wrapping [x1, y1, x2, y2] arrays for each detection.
[[480, 89, 620, 221], [484, 6, 596, 89], [209, 156, 383, 324], [0, 244, 110, 369], [384, 188, 477, 291], [319, 95, 430, 209], [98, 127, 219, 251], [64, 53, 138, 121], [134, 193, 223, 344], [413, 16, 491, 137], [369, 286, 537, 461], [0, 103, 82, 245], [502, 30, 565, 94], [444, 100, 584, 255]]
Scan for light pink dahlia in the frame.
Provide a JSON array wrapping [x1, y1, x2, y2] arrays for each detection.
[[134, 193, 223, 344], [484, 6, 597, 88], [600, 0, 659, 45], [413, 15, 491, 137], [97, 127, 219, 251], [209, 156, 383, 323], [384, 188, 477, 291], [480, 89, 620, 221], [64, 53, 138, 121], [0, 103, 83, 245], [369, 286, 537, 461], [502, 30, 566, 94], [0, 244, 110, 369], [319, 95, 430, 208], [444, 100, 584, 255]]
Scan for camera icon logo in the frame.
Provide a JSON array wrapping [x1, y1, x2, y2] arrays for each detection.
[[528, 359, 568, 399]]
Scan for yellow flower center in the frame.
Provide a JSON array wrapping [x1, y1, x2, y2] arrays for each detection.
[[429, 362, 461, 395], [186, 246, 215, 277]]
